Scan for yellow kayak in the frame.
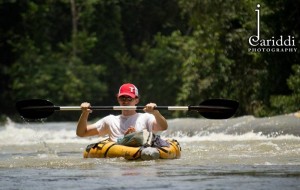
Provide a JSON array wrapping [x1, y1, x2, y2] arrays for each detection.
[[83, 139, 181, 160]]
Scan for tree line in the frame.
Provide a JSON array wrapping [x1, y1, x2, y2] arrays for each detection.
[[1, 0, 299, 121]]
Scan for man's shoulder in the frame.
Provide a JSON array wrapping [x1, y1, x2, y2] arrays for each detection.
[[137, 112, 154, 119], [102, 114, 120, 121]]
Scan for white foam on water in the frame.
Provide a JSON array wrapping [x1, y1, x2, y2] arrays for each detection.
[[1, 117, 299, 146], [162, 131, 300, 142], [0, 118, 99, 145]]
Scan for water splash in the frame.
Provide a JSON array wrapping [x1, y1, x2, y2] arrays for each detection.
[[1, 114, 299, 145]]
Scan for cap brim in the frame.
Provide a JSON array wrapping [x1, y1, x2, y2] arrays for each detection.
[[118, 93, 136, 98]]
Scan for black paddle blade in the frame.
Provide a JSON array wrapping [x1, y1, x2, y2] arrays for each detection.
[[16, 99, 55, 119], [195, 99, 239, 119]]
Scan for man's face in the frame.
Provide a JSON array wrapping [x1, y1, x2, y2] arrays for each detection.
[[117, 96, 139, 106]]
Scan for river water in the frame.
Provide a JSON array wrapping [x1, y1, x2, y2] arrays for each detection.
[[0, 114, 300, 190]]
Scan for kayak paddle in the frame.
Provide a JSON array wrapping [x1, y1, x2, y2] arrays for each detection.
[[16, 99, 239, 120]]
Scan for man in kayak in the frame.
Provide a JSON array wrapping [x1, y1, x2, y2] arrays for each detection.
[[76, 83, 168, 142]]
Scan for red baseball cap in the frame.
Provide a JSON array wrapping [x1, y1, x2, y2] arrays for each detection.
[[118, 83, 139, 98]]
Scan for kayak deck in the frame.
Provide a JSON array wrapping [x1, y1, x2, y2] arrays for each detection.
[[83, 139, 181, 160]]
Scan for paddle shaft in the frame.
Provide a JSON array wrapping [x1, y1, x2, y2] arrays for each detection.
[[22, 105, 231, 112], [59, 106, 189, 111]]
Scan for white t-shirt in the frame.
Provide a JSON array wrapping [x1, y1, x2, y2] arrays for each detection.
[[93, 113, 155, 142]]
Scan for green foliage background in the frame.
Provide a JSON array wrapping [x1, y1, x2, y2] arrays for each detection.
[[1, 0, 299, 121]]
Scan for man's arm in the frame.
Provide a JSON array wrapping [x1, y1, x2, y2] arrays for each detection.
[[76, 102, 99, 137], [144, 103, 168, 131]]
